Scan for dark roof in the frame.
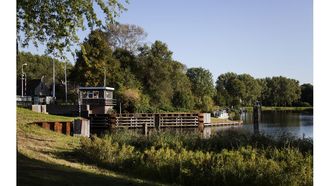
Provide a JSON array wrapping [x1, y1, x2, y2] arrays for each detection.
[[17, 79, 50, 96]]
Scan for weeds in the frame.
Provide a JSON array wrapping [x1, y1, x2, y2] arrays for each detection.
[[77, 130, 313, 186]]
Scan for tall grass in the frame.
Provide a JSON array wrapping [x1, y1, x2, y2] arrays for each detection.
[[78, 129, 313, 185]]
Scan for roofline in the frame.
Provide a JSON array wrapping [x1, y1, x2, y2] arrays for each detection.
[[79, 87, 114, 91]]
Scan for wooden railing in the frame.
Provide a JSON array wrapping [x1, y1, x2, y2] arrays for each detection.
[[110, 113, 203, 128]]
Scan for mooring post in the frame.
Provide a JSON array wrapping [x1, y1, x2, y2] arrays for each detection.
[[253, 102, 261, 134], [155, 114, 160, 131], [143, 123, 148, 136], [198, 113, 204, 134]]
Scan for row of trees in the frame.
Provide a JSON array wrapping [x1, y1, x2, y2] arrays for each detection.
[[215, 73, 313, 107], [17, 24, 313, 112]]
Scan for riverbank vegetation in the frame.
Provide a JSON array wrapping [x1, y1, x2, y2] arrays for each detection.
[[78, 129, 313, 186]]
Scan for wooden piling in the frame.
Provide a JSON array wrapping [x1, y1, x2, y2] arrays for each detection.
[[54, 122, 62, 133], [155, 114, 160, 131], [42, 122, 50, 130], [198, 113, 204, 133], [143, 123, 148, 136], [253, 103, 261, 134]]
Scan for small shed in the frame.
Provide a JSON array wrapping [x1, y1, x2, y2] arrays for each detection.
[[79, 87, 116, 114], [213, 110, 229, 119]]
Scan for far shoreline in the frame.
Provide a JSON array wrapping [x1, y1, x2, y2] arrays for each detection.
[[244, 106, 313, 112]]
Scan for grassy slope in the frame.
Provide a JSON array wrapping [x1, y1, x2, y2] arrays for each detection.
[[17, 107, 165, 186]]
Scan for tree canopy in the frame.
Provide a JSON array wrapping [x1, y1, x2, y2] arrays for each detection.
[[186, 67, 215, 111], [18, 23, 311, 111], [17, 52, 72, 85], [299, 83, 313, 106], [17, 0, 128, 58], [257, 76, 301, 106]]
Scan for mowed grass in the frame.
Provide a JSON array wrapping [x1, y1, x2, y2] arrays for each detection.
[[211, 117, 236, 123], [17, 107, 165, 186]]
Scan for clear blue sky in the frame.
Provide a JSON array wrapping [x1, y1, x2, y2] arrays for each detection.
[[22, 0, 313, 84]]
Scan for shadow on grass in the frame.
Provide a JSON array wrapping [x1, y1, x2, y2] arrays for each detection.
[[17, 152, 155, 186], [52, 150, 169, 185]]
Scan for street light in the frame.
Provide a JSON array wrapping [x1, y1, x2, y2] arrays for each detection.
[[21, 63, 27, 96]]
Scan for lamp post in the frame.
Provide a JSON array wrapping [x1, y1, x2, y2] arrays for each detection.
[[21, 63, 27, 96], [52, 59, 56, 99], [64, 60, 67, 103]]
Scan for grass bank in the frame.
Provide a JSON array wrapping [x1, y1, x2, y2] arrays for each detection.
[[17, 107, 164, 186], [245, 106, 313, 112]]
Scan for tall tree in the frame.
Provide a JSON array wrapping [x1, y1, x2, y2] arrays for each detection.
[[136, 41, 174, 109], [300, 83, 313, 106], [258, 76, 301, 106], [17, 0, 128, 57], [69, 30, 123, 88], [170, 61, 195, 110], [215, 72, 244, 107], [187, 67, 215, 111], [237, 74, 262, 106]]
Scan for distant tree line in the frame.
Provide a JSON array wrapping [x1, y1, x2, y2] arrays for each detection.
[[17, 24, 313, 112]]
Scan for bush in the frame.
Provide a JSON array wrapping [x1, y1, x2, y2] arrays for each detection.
[[76, 130, 313, 185]]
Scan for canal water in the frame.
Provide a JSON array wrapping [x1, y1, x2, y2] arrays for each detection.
[[204, 111, 313, 139]]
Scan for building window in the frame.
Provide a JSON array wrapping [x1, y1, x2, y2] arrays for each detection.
[[105, 91, 113, 99], [81, 91, 87, 99], [93, 91, 99, 99], [87, 91, 94, 98]]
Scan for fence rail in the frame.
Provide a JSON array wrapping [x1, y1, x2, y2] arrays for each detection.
[[109, 113, 202, 128]]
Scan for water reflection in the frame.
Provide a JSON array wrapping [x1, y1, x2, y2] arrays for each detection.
[[113, 111, 313, 139], [225, 111, 313, 138]]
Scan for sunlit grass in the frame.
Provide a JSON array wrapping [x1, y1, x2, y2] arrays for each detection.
[[17, 107, 165, 186]]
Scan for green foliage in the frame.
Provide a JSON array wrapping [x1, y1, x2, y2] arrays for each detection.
[[238, 74, 262, 106], [136, 41, 174, 108], [186, 67, 215, 111], [135, 41, 195, 111], [299, 84, 313, 106], [172, 91, 194, 110], [17, 52, 72, 85], [258, 76, 301, 106], [17, 0, 128, 58], [78, 130, 313, 186], [70, 30, 118, 87], [215, 72, 261, 107]]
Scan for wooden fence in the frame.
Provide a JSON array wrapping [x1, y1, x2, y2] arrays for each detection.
[[110, 113, 204, 128]]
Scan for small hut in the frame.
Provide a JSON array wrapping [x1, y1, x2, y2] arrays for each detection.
[[78, 87, 116, 114]]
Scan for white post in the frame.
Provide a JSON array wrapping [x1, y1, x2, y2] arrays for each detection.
[[21, 63, 27, 97], [24, 73, 27, 96]]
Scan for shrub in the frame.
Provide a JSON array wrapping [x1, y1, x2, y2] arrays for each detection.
[[76, 131, 313, 185]]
